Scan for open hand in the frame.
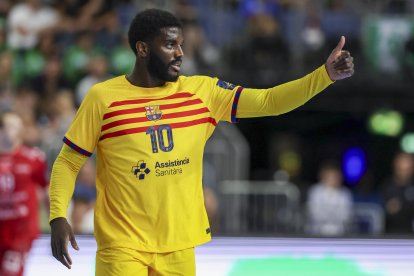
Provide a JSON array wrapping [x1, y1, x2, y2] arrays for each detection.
[[326, 36, 354, 81], [50, 217, 79, 269]]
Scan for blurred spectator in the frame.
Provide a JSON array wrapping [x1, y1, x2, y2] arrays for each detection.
[[12, 85, 39, 125], [0, 0, 12, 18], [0, 112, 48, 276], [63, 31, 103, 84], [180, 21, 220, 75], [110, 34, 135, 75], [0, 52, 14, 91], [229, 0, 288, 86], [93, 2, 122, 50], [115, 0, 137, 33], [306, 161, 353, 236], [12, 85, 43, 147], [385, 0, 408, 13], [403, 35, 414, 80], [238, 0, 282, 18], [41, 89, 76, 169], [301, 3, 327, 70], [75, 55, 111, 106], [71, 159, 96, 234], [0, 17, 6, 52], [55, 0, 120, 49], [6, 0, 58, 50], [174, 1, 220, 75], [202, 160, 219, 232], [381, 152, 414, 234], [29, 55, 71, 117]]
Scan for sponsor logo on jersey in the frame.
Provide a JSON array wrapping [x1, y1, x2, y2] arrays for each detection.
[[131, 160, 150, 180], [154, 157, 190, 177], [216, 79, 236, 90], [145, 105, 162, 121]]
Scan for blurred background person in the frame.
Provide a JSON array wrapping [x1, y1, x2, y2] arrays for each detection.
[[70, 158, 96, 234], [229, 0, 288, 87], [29, 55, 72, 118], [40, 89, 76, 170], [75, 54, 111, 106], [381, 152, 414, 234], [6, 0, 58, 51], [0, 52, 14, 91], [62, 31, 103, 85], [11, 85, 42, 147], [0, 112, 48, 276], [306, 161, 353, 236], [202, 160, 220, 233]]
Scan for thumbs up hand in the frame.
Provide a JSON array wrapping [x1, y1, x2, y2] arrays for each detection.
[[325, 36, 354, 81]]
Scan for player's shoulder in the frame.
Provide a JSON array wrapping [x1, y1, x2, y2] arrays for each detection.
[[91, 75, 127, 91], [176, 75, 217, 91], [84, 75, 129, 103]]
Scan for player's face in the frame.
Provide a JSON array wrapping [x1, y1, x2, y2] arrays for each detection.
[[148, 27, 184, 82]]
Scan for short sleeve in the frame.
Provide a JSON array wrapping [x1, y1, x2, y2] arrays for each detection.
[[63, 85, 104, 157], [205, 77, 243, 123]]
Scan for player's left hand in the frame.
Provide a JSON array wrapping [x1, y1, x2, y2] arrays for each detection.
[[325, 36, 354, 81]]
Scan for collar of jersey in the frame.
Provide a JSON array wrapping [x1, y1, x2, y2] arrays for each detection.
[[122, 75, 180, 97]]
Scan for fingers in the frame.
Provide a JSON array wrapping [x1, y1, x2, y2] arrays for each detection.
[[50, 219, 77, 270], [326, 40, 354, 80], [53, 237, 72, 269], [70, 232, 79, 251], [333, 50, 351, 62], [333, 56, 353, 70], [62, 240, 73, 269], [340, 67, 354, 75], [334, 36, 346, 53]]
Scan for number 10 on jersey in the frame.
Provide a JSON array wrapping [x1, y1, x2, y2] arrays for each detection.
[[146, 124, 174, 153]]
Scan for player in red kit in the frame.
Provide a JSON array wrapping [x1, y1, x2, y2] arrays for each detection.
[[0, 112, 48, 276]]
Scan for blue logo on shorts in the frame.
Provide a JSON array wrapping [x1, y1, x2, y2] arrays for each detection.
[[132, 160, 150, 180]]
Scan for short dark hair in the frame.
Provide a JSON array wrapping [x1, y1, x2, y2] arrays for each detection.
[[128, 9, 183, 55]]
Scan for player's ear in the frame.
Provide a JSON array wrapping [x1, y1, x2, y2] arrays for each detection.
[[136, 41, 149, 58]]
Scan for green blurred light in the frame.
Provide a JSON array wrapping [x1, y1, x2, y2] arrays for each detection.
[[229, 256, 384, 276], [368, 109, 403, 137], [401, 133, 414, 153]]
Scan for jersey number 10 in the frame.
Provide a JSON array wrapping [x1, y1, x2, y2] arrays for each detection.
[[146, 125, 174, 153]]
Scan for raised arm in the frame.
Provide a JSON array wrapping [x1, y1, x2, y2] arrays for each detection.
[[237, 36, 354, 118]]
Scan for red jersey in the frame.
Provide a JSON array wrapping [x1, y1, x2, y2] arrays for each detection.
[[0, 145, 48, 249]]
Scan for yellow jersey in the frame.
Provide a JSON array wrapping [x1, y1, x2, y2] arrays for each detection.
[[54, 64, 333, 252], [64, 75, 241, 252]]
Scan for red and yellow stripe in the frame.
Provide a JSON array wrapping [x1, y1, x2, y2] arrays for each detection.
[[100, 92, 216, 141]]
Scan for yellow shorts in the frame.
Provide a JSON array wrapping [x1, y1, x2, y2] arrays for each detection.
[[95, 247, 196, 276]]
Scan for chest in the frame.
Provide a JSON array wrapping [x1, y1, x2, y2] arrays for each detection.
[[99, 92, 216, 155]]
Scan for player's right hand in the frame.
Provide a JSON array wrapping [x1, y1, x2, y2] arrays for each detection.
[[50, 217, 79, 269]]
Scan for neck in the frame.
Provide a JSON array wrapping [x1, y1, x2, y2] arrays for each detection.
[[126, 62, 165, 88]]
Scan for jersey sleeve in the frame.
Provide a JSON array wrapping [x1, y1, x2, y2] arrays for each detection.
[[236, 64, 333, 118], [63, 85, 104, 156], [49, 144, 88, 221], [200, 77, 243, 123]]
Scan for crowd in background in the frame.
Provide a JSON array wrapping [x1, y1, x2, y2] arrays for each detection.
[[1, 0, 414, 237]]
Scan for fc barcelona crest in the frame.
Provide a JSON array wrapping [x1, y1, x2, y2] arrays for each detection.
[[145, 105, 162, 121]]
